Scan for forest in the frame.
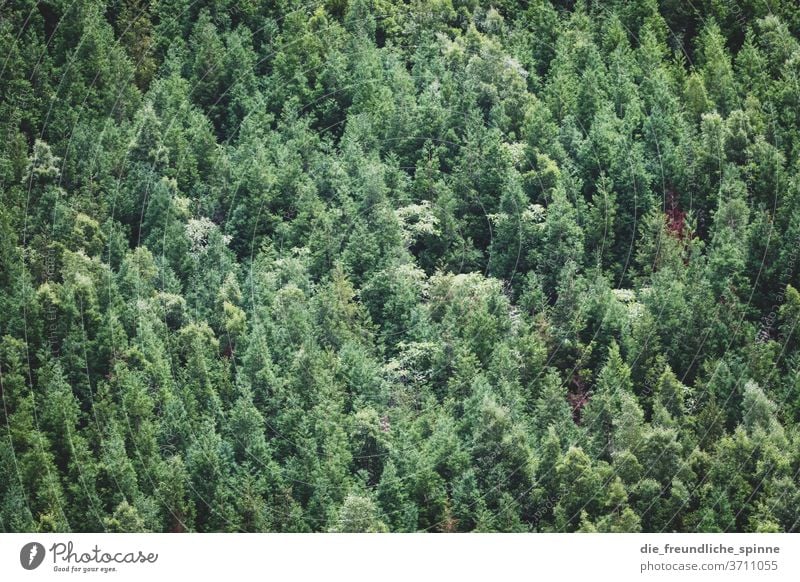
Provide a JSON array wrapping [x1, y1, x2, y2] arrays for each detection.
[[1, 0, 800, 533]]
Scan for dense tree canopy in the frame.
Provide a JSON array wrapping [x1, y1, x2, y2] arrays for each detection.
[[1, 0, 800, 532]]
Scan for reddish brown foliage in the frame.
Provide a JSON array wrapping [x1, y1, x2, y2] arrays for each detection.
[[665, 189, 687, 239], [567, 372, 590, 423]]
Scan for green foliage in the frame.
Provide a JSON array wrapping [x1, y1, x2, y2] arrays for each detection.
[[1, 0, 799, 533]]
